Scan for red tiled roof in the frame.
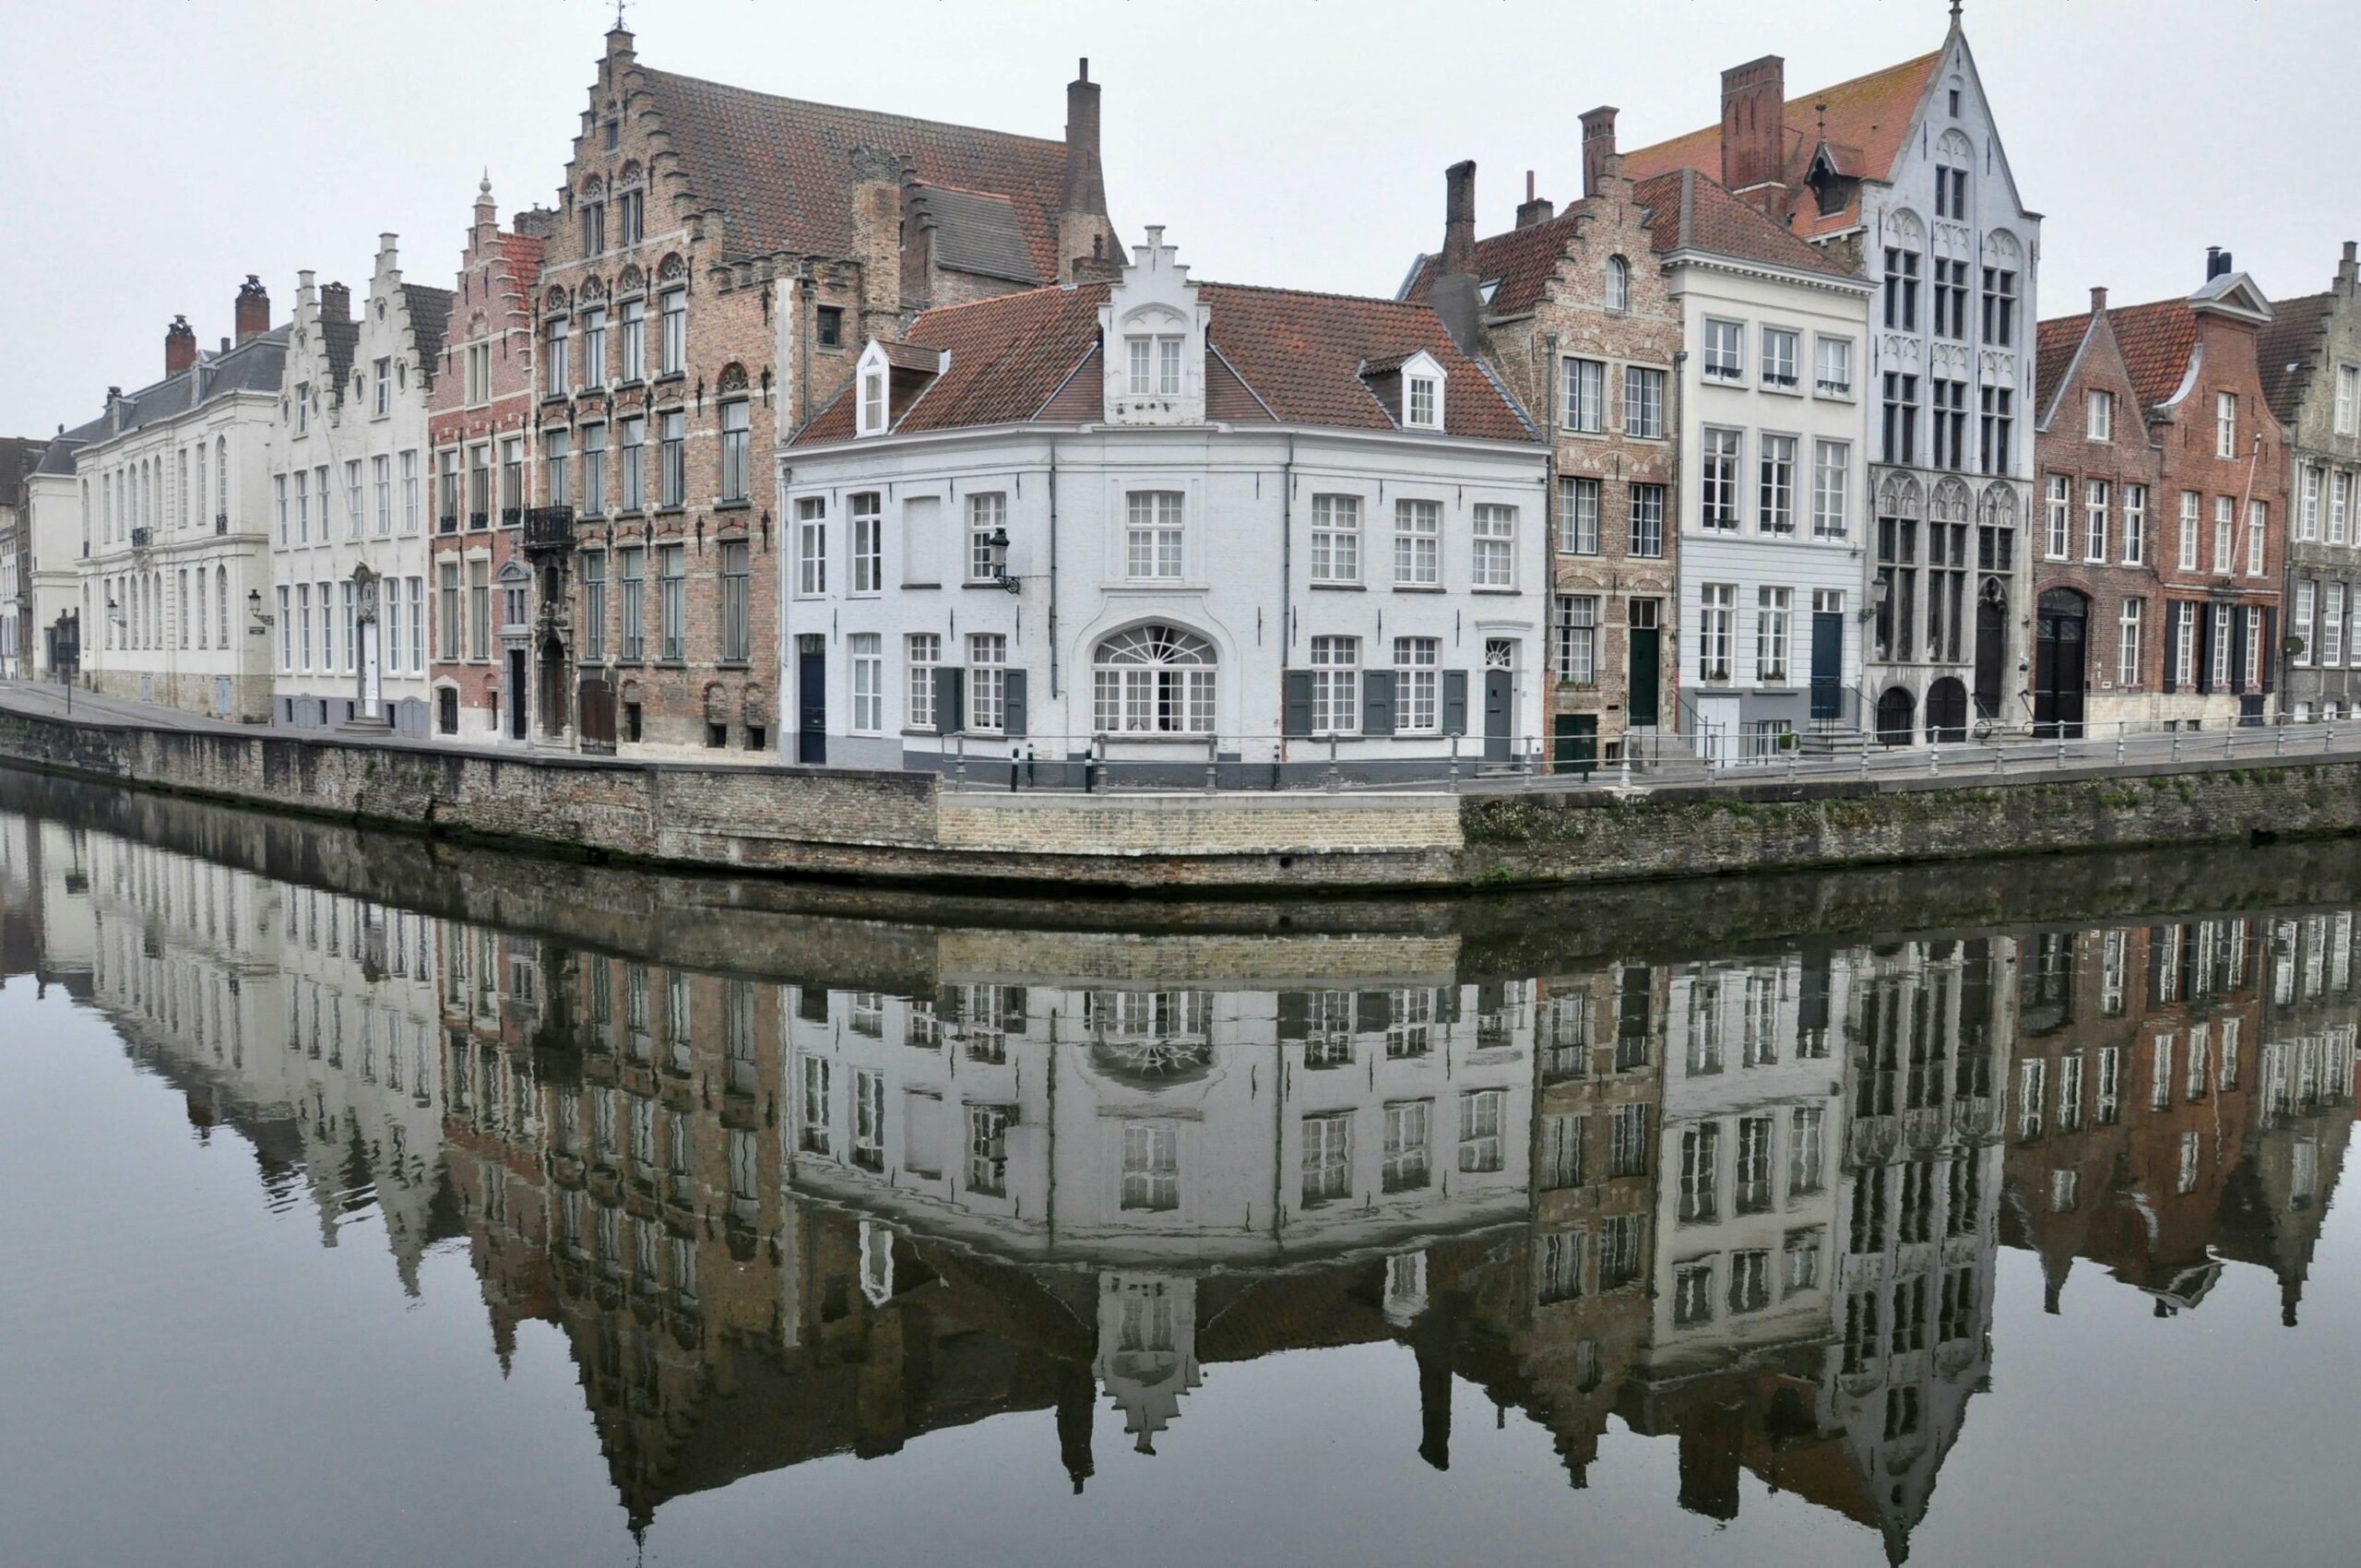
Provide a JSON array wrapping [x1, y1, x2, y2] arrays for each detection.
[[2102, 299, 2202, 410], [1619, 50, 1942, 238], [635, 65, 1077, 277], [790, 279, 1532, 446], [1402, 168, 1854, 315], [2035, 313, 2092, 411]]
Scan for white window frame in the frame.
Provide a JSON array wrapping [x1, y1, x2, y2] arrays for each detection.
[[1703, 318, 1743, 382], [2084, 479, 2109, 563], [2124, 484, 2146, 565], [1560, 476, 1600, 554], [1813, 335, 1853, 398], [1309, 635, 1359, 734], [1394, 498, 1441, 586], [1393, 636, 1440, 731], [1562, 357, 1606, 434], [848, 633, 883, 734], [1761, 326, 1799, 390], [1310, 494, 1360, 583], [1125, 491, 1185, 581], [2178, 491, 2201, 571], [795, 496, 826, 597], [1757, 434, 1797, 535], [1756, 587, 1791, 684], [2118, 598, 2143, 685], [2216, 391, 2237, 459], [1811, 439, 1849, 539], [1471, 504, 1516, 588], [1699, 583, 1735, 682], [2086, 388, 2114, 442]]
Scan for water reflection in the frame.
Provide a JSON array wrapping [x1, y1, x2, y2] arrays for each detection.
[[0, 777, 2355, 1563]]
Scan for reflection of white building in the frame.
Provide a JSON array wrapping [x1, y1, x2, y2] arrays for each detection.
[[1650, 949, 1852, 1372]]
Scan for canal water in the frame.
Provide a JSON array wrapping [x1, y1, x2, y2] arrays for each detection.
[[2, 767, 2356, 1568]]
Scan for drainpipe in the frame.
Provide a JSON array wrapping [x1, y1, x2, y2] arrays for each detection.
[[1047, 441, 1061, 704], [1540, 331, 1559, 763], [1278, 433, 1295, 762], [1667, 344, 1689, 733]]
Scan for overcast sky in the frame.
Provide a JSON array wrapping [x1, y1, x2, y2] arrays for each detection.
[[4, 0, 2355, 437]]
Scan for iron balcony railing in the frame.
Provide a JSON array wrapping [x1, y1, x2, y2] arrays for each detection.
[[524, 505, 575, 552]]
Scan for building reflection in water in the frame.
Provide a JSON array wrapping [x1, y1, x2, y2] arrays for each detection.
[[1, 801, 2355, 1560]]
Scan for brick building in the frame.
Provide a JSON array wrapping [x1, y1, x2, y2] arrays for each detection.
[[426, 178, 551, 744], [533, 24, 1116, 756], [1400, 148, 1683, 770], [2035, 252, 2285, 731], [2260, 242, 2361, 720]]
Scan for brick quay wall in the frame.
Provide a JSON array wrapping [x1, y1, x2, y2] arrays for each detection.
[[5, 707, 2361, 893]]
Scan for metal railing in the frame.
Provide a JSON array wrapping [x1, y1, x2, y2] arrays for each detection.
[[524, 505, 575, 552]]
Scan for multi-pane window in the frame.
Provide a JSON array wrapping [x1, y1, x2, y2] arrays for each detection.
[[1932, 258, 1969, 339], [1699, 583, 1735, 681], [2118, 598, 2143, 685], [2335, 471, 2354, 543], [467, 560, 490, 660], [2088, 389, 2116, 442], [1882, 373, 1918, 464], [543, 429, 569, 508], [1678, 1122, 1720, 1223], [967, 634, 1007, 732], [658, 411, 684, 507], [719, 400, 750, 502], [1311, 494, 1360, 582], [1405, 374, 1438, 428], [1757, 434, 1797, 534], [1761, 327, 1799, 389], [2213, 495, 2236, 575], [619, 547, 644, 660], [2301, 465, 2323, 540], [2045, 476, 2071, 560], [1883, 248, 1920, 330], [967, 492, 1007, 583], [1536, 1229, 1584, 1304], [544, 316, 568, 397], [1126, 491, 1184, 579], [400, 449, 420, 532], [465, 343, 490, 405], [581, 553, 607, 661], [373, 455, 391, 536], [1756, 588, 1790, 683], [1935, 162, 1969, 219], [580, 424, 606, 516], [2085, 479, 2110, 562], [907, 634, 940, 730], [658, 545, 685, 661], [849, 634, 883, 733], [2328, 583, 2348, 666], [1981, 267, 2017, 346], [1471, 504, 1515, 587], [1382, 1100, 1431, 1193], [1931, 378, 1967, 469], [1624, 365, 1666, 438], [2248, 501, 2268, 577], [850, 493, 883, 594], [620, 297, 645, 381], [795, 498, 826, 596], [1812, 439, 1849, 538], [1703, 318, 1743, 381], [1458, 1088, 1506, 1173], [658, 289, 686, 374], [435, 564, 458, 661], [1301, 1113, 1352, 1206], [1562, 357, 1605, 433], [2124, 484, 2146, 564], [1605, 254, 1630, 312], [1309, 636, 1358, 732], [1629, 483, 1666, 557], [1394, 498, 1440, 585], [719, 540, 751, 662], [859, 369, 885, 434], [2178, 491, 2201, 570], [1560, 477, 1600, 554], [620, 416, 645, 511], [1980, 386, 2013, 473], [1701, 428, 1741, 529], [1815, 335, 1853, 398], [581, 307, 607, 390], [1394, 637, 1439, 731], [1556, 595, 1597, 683], [2295, 580, 2316, 666], [2216, 391, 2237, 458]]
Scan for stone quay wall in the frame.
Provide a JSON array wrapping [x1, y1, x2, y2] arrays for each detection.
[[6, 706, 2361, 892]]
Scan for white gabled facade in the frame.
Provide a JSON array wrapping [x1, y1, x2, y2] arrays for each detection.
[[268, 241, 442, 736], [779, 232, 1548, 782], [1672, 250, 1875, 761]]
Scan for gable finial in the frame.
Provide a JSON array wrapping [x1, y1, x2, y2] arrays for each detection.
[[1950, 0, 1963, 22], [613, 0, 627, 30], [1816, 100, 1828, 142]]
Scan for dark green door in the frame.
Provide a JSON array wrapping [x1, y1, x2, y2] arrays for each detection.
[[1553, 714, 1598, 776], [1629, 627, 1661, 726]]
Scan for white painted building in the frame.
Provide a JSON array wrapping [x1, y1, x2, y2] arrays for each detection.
[[71, 284, 284, 721], [778, 232, 1548, 782], [1654, 173, 1876, 760], [22, 418, 102, 681], [267, 244, 449, 736]]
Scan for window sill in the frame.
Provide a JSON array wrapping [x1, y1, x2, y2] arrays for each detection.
[[1702, 373, 1745, 387], [653, 506, 686, 518], [1816, 388, 1857, 402], [714, 499, 753, 512], [1760, 382, 1805, 398], [714, 660, 751, 671], [1471, 585, 1523, 595], [1309, 579, 1365, 590], [1390, 583, 1447, 594]]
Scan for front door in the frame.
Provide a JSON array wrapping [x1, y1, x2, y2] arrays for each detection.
[[2033, 588, 2088, 738], [361, 618, 382, 718], [1974, 579, 2007, 719], [1628, 600, 1661, 726], [1809, 612, 1844, 722], [797, 634, 827, 765], [578, 674, 617, 752], [1552, 713, 1598, 776], [506, 647, 528, 741], [1482, 639, 1514, 764]]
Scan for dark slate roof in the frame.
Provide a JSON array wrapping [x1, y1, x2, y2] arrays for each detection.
[[914, 184, 1041, 285], [320, 316, 361, 402], [1402, 168, 1856, 317], [34, 414, 109, 476], [791, 279, 1534, 446], [401, 284, 455, 391], [72, 327, 290, 449], [2257, 291, 2331, 426], [635, 65, 1078, 278], [0, 437, 41, 508]]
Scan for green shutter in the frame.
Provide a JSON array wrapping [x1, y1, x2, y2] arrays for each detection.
[[1003, 670, 1027, 738], [934, 667, 966, 735], [1442, 670, 1469, 736], [1361, 669, 1395, 736], [1283, 670, 1313, 738]]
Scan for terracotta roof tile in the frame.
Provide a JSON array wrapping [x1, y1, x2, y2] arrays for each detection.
[[1620, 50, 1942, 239], [1402, 204, 1591, 315], [790, 279, 1531, 446], [636, 66, 1075, 278], [2257, 291, 2332, 425], [2101, 299, 2202, 410], [2035, 313, 2091, 410]]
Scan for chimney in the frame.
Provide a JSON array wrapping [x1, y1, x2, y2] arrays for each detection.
[[2090, 286, 2108, 315], [1442, 160, 1477, 276], [1581, 106, 1620, 197], [1057, 58, 1108, 281], [320, 280, 351, 321], [1514, 171, 1554, 230], [1720, 55, 1786, 198], [165, 315, 198, 377], [234, 275, 270, 344], [2206, 246, 2233, 281]]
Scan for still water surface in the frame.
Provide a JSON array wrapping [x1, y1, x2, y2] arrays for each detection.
[[2, 769, 2358, 1567]]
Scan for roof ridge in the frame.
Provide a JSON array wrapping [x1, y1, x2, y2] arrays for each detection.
[[1786, 47, 1945, 109], [636, 64, 1067, 153], [1201, 279, 1442, 311], [913, 279, 1109, 323]]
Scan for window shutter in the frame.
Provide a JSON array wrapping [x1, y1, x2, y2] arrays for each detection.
[[933, 667, 966, 735], [2196, 606, 2214, 694], [1361, 669, 1396, 736], [1283, 670, 1313, 738], [2261, 608, 2277, 694], [1442, 670, 1469, 736], [1003, 670, 1027, 738], [1356, 991, 1394, 1032], [2162, 605, 2178, 694], [1276, 992, 1310, 1041]]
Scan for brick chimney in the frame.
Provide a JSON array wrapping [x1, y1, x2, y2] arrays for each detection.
[[234, 275, 269, 344], [1058, 58, 1109, 282], [1720, 55, 1786, 201], [1515, 172, 1554, 230], [1581, 106, 1619, 197], [2340, 241, 2358, 300], [320, 280, 351, 321], [1442, 160, 1477, 276], [165, 315, 197, 377], [2090, 286, 2107, 315]]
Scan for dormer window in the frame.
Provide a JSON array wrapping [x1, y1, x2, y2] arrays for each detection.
[[1101, 228, 1207, 424], [1126, 336, 1182, 397], [1407, 376, 1436, 427], [860, 368, 885, 435], [1398, 350, 1446, 432]]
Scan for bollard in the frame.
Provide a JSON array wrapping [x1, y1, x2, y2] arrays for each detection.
[[2117, 723, 2127, 766], [1204, 732, 1218, 794], [2055, 737, 2066, 769], [2277, 723, 2286, 757], [2172, 732, 2182, 763], [1326, 731, 1341, 793], [2224, 726, 2235, 758], [1929, 742, 1940, 776], [1009, 746, 1020, 792], [1859, 744, 1869, 780], [1448, 733, 1461, 793]]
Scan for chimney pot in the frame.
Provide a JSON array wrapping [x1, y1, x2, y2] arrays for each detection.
[[165, 315, 198, 378], [2090, 285, 2107, 315], [1442, 160, 1477, 276], [1514, 171, 1554, 231], [1580, 106, 1620, 197], [234, 275, 270, 345], [2206, 245, 2232, 280]]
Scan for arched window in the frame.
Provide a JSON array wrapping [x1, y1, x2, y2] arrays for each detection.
[[217, 437, 228, 516], [1092, 624, 1216, 735], [196, 568, 208, 649], [1606, 255, 1630, 314]]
